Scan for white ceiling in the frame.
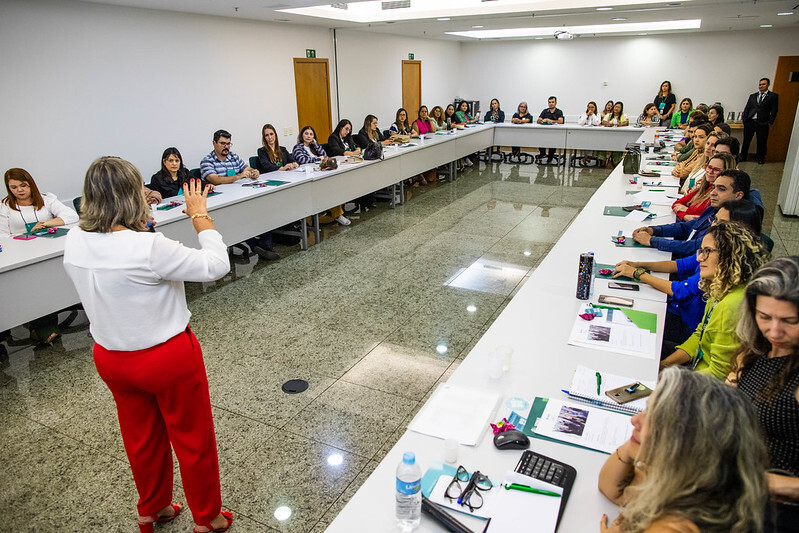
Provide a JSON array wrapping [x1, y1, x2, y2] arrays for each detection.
[[77, 0, 799, 40]]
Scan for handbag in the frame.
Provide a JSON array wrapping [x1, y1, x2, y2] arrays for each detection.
[[363, 141, 384, 161], [622, 148, 641, 174], [319, 157, 338, 171]]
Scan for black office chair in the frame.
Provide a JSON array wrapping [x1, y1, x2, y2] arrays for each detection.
[[534, 151, 566, 166], [249, 156, 262, 173], [569, 153, 600, 168], [189, 168, 201, 179], [504, 147, 534, 165], [72, 196, 81, 215]]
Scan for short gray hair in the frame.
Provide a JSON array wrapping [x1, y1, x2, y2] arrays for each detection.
[[80, 156, 149, 233]]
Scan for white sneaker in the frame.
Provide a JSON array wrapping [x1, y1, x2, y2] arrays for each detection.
[[464, 158, 473, 166], [336, 215, 351, 226]]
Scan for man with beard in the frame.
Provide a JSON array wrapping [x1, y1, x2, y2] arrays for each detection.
[[200, 129, 259, 185]]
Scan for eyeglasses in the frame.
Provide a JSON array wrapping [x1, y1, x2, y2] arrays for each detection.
[[445, 466, 493, 512], [216, 141, 232, 147], [705, 164, 723, 174], [696, 247, 718, 259]]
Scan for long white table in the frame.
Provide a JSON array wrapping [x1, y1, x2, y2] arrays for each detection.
[[326, 128, 685, 532], [0, 123, 658, 333]]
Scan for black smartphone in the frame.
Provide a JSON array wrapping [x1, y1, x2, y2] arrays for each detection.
[[608, 281, 640, 291]]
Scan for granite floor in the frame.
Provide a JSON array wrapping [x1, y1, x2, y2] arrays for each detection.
[[1, 156, 796, 532]]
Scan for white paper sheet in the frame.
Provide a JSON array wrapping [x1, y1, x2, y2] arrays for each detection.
[[408, 383, 501, 446], [533, 399, 633, 454], [624, 209, 651, 222], [567, 312, 657, 360]]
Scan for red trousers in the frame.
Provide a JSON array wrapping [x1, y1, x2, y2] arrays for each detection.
[[93, 327, 221, 526]]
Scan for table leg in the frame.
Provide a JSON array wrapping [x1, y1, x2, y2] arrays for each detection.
[[299, 218, 308, 250], [313, 214, 321, 244]]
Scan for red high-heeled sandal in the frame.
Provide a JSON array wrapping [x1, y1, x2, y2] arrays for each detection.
[[137, 502, 183, 533], [193, 509, 233, 533]]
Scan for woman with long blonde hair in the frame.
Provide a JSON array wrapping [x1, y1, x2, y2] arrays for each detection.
[[672, 152, 736, 221], [599, 367, 769, 532]]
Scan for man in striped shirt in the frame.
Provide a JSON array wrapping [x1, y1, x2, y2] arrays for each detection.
[[200, 129, 259, 185]]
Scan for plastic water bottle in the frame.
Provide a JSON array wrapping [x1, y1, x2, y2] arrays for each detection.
[[396, 452, 422, 531]]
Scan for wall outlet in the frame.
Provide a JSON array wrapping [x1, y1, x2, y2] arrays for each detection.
[[603, 81, 608, 86]]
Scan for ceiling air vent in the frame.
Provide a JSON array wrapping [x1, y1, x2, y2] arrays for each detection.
[[331, 3, 348, 9], [382, 1, 411, 10]]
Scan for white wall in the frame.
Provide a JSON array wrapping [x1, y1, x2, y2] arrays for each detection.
[[0, 0, 336, 199], [335, 29, 461, 131], [459, 29, 798, 122]]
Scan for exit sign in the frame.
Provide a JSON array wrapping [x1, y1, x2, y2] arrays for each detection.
[[408, 53, 414, 60], [306, 49, 316, 58]]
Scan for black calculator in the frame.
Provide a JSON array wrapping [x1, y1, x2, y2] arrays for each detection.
[[514, 450, 577, 531]]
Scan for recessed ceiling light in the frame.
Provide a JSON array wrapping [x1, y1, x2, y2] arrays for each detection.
[[327, 454, 344, 466], [437, 17, 451, 21], [777, 12, 793, 15], [612, 17, 627, 21], [436, 344, 448, 354], [471, 25, 483, 28], [760, 24, 773, 27], [274, 506, 292, 521], [466, 305, 477, 313], [597, 7, 613, 11], [448, 19, 702, 39]]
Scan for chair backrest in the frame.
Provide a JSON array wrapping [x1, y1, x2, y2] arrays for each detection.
[[72, 196, 81, 215], [320, 143, 330, 156], [383, 129, 391, 139], [249, 156, 261, 173], [189, 168, 201, 179]]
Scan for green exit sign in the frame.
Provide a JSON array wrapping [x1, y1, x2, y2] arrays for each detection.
[[306, 49, 316, 58], [408, 53, 414, 60]]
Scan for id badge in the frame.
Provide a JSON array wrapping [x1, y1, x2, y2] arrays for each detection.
[[226, 168, 236, 177], [692, 349, 704, 369], [24, 221, 37, 234]]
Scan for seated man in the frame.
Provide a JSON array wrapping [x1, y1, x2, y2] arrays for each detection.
[[200, 129, 260, 185], [714, 136, 740, 162], [201, 129, 279, 261], [536, 96, 564, 163], [632, 169, 751, 258]]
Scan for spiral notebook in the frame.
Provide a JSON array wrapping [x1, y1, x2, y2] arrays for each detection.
[[564, 365, 657, 415]]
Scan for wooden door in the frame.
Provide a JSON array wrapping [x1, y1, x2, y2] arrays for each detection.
[[294, 58, 332, 142], [402, 60, 422, 122], [768, 56, 799, 162]]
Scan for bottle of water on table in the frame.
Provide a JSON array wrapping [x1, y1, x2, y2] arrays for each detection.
[[396, 451, 421, 531]]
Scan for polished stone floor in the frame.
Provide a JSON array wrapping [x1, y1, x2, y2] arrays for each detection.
[[1, 157, 796, 532]]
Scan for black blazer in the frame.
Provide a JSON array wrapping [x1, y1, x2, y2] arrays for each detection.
[[354, 127, 386, 150], [149, 169, 206, 198], [326, 133, 358, 156], [743, 91, 778, 125], [257, 146, 295, 173]]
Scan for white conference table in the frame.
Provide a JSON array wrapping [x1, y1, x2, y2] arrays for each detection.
[[326, 128, 685, 532], [492, 123, 645, 153], [0, 123, 660, 334]]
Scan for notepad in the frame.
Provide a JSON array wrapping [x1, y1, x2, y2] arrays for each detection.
[[565, 365, 656, 414], [408, 383, 501, 446]]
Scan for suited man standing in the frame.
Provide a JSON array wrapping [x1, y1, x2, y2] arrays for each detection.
[[741, 77, 778, 164]]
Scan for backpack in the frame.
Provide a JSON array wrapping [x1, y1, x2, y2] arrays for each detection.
[[622, 148, 641, 174]]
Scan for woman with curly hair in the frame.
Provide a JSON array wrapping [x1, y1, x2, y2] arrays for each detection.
[[598, 367, 769, 533], [660, 220, 770, 379], [729, 256, 799, 532]]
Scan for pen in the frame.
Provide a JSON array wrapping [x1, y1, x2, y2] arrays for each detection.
[[596, 372, 602, 395], [504, 484, 560, 497]]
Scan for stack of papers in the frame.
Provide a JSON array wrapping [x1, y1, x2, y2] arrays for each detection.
[[567, 306, 657, 359], [409, 383, 501, 445]]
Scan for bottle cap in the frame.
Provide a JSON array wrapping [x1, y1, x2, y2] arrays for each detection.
[[402, 452, 416, 465]]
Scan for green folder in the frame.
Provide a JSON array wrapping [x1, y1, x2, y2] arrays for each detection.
[[592, 306, 658, 333], [594, 263, 635, 282], [30, 227, 69, 238], [522, 397, 615, 454], [263, 180, 288, 186], [612, 236, 646, 248], [603, 206, 632, 217]]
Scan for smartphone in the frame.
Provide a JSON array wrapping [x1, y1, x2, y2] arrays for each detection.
[[605, 382, 652, 404], [598, 294, 634, 307], [608, 281, 640, 291]]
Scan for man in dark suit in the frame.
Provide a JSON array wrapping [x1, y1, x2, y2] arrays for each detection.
[[741, 77, 778, 164]]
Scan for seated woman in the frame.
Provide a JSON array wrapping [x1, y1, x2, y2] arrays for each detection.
[[598, 367, 769, 533], [258, 124, 299, 172], [600, 102, 629, 167], [730, 256, 799, 532], [672, 123, 713, 181], [150, 148, 213, 198], [327, 119, 361, 157], [673, 152, 736, 221], [636, 103, 661, 127], [409, 106, 439, 185], [454, 100, 478, 125], [653, 80, 676, 124], [354, 114, 391, 149], [601, 100, 615, 120], [389, 108, 413, 137], [707, 104, 724, 126], [614, 199, 765, 352], [483, 98, 504, 124], [292, 126, 327, 165], [577, 101, 602, 165], [660, 221, 770, 379], [509, 101, 533, 158], [669, 97, 694, 129], [1, 168, 79, 343], [430, 106, 446, 130], [680, 130, 727, 194]]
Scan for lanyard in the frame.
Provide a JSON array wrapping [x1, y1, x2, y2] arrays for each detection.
[[692, 300, 719, 369], [18, 206, 40, 234]]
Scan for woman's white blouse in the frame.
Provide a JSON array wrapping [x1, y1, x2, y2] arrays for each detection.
[[63, 228, 230, 351], [0, 193, 79, 236], [578, 113, 602, 126]]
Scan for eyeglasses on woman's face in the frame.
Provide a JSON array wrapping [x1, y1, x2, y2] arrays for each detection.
[[696, 246, 718, 260]]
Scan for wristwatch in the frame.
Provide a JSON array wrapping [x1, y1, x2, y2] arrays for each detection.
[[633, 267, 647, 281]]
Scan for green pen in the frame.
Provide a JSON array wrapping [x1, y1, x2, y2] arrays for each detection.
[[596, 372, 602, 395], [504, 484, 560, 497], [649, 189, 665, 192]]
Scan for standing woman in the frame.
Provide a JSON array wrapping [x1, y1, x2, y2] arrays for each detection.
[[258, 123, 299, 172], [670, 98, 694, 130], [653, 80, 676, 124], [149, 148, 212, 197], [660, 220, 770, 380], [389, 108, 413, 136], [63, 157, 232, 533], [731, 256, 799, 532], [292, 126, 327, 165], [598, 367, 769, 533], [327, 119, 362, 157], [2, 168, 79, 344]]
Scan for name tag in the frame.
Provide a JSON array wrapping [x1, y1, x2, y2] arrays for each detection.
[[226, 169, 236, 177]]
